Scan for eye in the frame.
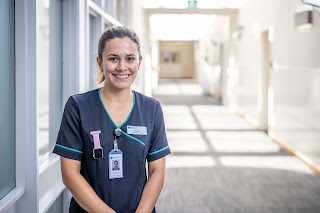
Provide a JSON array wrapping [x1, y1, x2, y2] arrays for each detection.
[[126, 57, 136, 62], [108, 57, 119, 62]]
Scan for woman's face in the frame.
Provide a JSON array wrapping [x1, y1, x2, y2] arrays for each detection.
[[114, 161, 118, 169], [97, 37, 142, 91]]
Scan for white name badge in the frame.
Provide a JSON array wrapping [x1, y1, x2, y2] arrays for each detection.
[[127, 125, 147, 135], [109, 149, 123, 179]]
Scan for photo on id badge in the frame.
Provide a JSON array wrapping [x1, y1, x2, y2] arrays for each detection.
[[109, 152, 123, 179]]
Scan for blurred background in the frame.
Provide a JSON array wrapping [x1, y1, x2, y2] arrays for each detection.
[[1, 0, 320, 212]]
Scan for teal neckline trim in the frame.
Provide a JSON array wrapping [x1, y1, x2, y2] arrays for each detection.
[[55, 144, 83, 154], [98, 88, 136, 128], [122, 131, 145, 146], [148, 146, 169, 156]]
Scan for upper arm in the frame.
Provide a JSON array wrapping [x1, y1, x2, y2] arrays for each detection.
[[60, 156, 81, 180], [148, 157, 165, 176]]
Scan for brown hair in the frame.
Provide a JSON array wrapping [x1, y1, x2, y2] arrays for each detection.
[[97, 26, 142, 84]]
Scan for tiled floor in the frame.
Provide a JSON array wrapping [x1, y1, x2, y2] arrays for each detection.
[[154, 79, 320, 213]]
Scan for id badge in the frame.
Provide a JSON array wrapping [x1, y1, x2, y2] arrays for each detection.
[[109, 149, 123, 179]]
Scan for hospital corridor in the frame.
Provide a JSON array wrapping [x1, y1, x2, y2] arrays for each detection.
[[1, 0, 320, 212], [154, 80, 320, 213]]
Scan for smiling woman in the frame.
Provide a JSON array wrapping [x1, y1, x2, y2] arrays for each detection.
[[53, 26, 171, 213]]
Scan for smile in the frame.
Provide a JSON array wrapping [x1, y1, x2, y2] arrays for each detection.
[[115, 74, 129, 79]]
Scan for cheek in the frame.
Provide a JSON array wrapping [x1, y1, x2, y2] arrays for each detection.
[[103, 63, 115, 72], [129, 64, 140, 72]]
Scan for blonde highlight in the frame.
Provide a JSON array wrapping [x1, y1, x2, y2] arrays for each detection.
[[97, 68, 105, 84]]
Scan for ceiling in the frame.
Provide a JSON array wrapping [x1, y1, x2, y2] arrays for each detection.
[[141, 0, 248, 9]]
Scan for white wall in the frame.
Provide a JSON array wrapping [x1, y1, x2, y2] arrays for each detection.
[[232, 0, 320, 121]]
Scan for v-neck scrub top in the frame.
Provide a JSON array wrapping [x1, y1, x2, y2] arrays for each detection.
[[53, 89, 171, 213]]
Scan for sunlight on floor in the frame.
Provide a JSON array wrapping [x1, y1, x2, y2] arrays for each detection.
[[154, 80, 317, 177], [191, 105, 255, 130], [162, 105, 199, 130], [206, 131, 281, 153], [178, 83, 203, 96], [166, 156, 216, 169], [167, 131, 209, 152], [219, 156, 314, 174], [152, 81, 203, 96], [153, 84, 182, 96]]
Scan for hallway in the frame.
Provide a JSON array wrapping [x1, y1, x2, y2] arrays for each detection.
[[154, 80, 320, 213]]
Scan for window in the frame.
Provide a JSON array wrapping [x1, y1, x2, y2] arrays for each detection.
[[89, 13, 101, 90], [0, 0, 15, 199], [38, 0, 63, 164], [105, 0, 116, 17], [92, 0, 102, 7]]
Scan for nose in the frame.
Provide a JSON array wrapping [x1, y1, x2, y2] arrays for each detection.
[[116, 59, 127, 71]]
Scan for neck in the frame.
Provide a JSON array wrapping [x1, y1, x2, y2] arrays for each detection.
[[100, 85, 132, 104]]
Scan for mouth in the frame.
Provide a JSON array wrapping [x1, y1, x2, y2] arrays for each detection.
[[114, 74, 129, 79]]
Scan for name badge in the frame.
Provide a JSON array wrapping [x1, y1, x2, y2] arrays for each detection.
[[127, 125, 147, 135], [109, 149, 123, 179]]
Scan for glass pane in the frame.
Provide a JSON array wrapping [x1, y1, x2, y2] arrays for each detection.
[[105, 0, 116, 17], [0, 0, 15, 199], [89, 14, 104, 90], [92, 0, 102, 7], [38, 0, 63, 164]]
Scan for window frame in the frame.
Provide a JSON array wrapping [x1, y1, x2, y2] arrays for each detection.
[[0, 0, 126, 212], [0, 0, 39, 212], [0, 0, 18, 207]]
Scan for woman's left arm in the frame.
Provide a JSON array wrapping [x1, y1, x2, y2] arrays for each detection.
[[136, 157, 166, 213]]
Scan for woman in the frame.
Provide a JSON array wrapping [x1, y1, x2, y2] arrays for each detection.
[[53, 26, 171, 213]]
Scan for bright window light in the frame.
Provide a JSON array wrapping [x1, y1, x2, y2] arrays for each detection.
[[302, 0, 320, 8]]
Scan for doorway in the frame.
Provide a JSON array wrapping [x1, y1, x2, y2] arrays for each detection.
[[159, 40, 195, 79]]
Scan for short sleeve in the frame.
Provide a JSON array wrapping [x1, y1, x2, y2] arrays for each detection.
[[147, 101, 171, 162], [53, 96, 83, 161]]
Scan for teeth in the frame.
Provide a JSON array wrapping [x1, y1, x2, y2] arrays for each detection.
[[116, 75, 128, 78]]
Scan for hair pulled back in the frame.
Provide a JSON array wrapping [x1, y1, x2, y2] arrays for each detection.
[[97, 26, 142, 84]]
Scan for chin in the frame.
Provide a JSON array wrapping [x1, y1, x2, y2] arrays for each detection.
[[113, 83, 132, 90]]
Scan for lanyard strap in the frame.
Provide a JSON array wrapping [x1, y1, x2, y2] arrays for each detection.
[[113, 128, 122, 149]]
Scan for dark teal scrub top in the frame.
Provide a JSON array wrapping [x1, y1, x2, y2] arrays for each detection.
[[53, 89, 171, 213]]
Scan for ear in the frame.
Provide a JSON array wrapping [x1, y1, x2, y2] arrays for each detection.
[[138, 57, 143, 70], [96, 56, 102, 70]]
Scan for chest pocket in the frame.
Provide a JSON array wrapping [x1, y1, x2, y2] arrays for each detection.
[[119, 132, 145, 178]]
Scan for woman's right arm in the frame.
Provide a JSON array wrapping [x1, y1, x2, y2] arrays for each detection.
[[61, 157, 116, 213]]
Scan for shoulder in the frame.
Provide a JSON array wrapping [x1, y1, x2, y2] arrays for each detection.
[[63, 89, 99, 114], [134, 90, 161, 109], [69, 89, 99, 107]]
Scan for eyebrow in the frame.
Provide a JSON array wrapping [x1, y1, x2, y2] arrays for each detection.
[[107, 54, 136, 57]]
